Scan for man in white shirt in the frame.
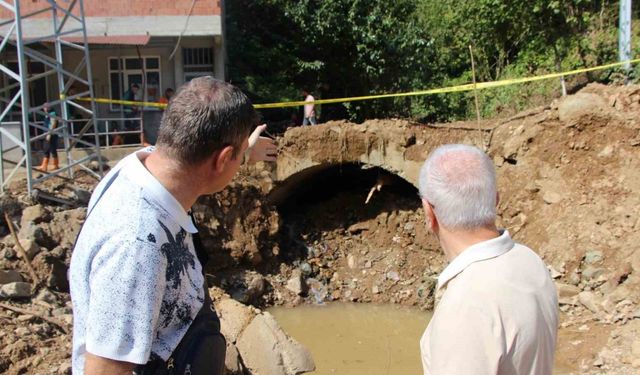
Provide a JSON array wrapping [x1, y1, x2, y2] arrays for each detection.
[[418, 144, 558, 375], [69, 77, 276, 374], [302, 89, 317, 125]]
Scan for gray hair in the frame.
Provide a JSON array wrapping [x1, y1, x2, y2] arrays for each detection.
[[418, 144, 497, 229], [157, 76, 258, 165]]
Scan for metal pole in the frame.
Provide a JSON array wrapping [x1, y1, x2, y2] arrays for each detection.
[[619, 0, 632, 72], [51, 3, 73, 178], [0, 131, 4, 192], [78, 0, 104, 175], [0, 0, 104, 196], [14, 0, 34, 193]]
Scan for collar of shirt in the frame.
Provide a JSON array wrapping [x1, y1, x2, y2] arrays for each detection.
[[121, 148, 198, 234], [437, 229, 514, 290]]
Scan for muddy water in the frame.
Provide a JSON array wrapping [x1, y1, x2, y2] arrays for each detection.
[[270, 303, 577, 375], [269, 303, 430, 375]]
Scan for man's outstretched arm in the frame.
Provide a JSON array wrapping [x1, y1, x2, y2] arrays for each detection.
[[85, 352, 135, 375]]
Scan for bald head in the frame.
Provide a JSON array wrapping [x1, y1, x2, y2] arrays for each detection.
[[419, 144, 497, 230]]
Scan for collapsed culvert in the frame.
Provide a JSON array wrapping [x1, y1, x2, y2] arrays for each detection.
[[268, 162, 442, 308]]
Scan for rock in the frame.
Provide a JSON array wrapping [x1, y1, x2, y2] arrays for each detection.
[[72, 188, 92, 204], [403, 222, 415, 232], [52, 307, 72, 317], [567, 271, 581, 286], [578, 291, 603, 314], [245, 274, 266, 303], [216, 298, 255, 343], [305, 278, 328, 304], [558, 92, 608, 125], [18, 238, 40, 259], [88, 160, 102, 171], [347, 254, 357, 269], [524, 182, 540, 193], [631, 249, 640, 273], [582, 267, 606, 281], [542, 191, 563, 205], [386, 271, 400, 282], [34, 288, 57, 305], [286, 269, 306, 295], [548, 266, 562, 279], [47, 208, 86, 249], [609, 285, 633, 304], [300, 262, 312, 276], [372, 285, 380, 294], [556, 283, 581, 299], [17, 221, 47, 245], [20, 204, 47, 227], [236, 312, 315, 375], [1, 247, 16, 260], [57, 362, 72, 375], [502, 136, 522, 160], [225, 343, 244, 374], [46, 256, 70, 292], [584, 250, 604, 265], [347, 222, 368, 234], [0, 281, 31, 298], [60, 314, 73, 325], [593, 357, 604, 367], [0, 269, 22, 284], [597, 145, 615, 158], [632, 339, 640, 358]]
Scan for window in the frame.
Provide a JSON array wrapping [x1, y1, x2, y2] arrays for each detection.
[[108, 56, 161, 111], [183, 47, 214, 82]]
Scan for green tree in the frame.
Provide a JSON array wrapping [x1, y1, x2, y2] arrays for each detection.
[[227, 0, 438, 122]]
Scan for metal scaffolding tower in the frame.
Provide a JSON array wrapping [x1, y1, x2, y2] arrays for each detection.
[[0, 0, 102, 195]]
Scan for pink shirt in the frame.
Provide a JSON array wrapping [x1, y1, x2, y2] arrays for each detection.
[[304, 95, 315, 118]]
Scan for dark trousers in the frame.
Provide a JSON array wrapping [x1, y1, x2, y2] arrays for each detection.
[[43, 135, 59, 158]]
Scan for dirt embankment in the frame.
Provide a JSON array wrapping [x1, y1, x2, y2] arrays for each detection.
[[0, 82, 639, 374]]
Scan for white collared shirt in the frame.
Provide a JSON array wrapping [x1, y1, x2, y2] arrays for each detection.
[[420, 231, 558, 375], [70, 148, 204, 374]]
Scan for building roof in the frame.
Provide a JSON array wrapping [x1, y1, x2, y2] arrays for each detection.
[[0, 1, 222, 39]]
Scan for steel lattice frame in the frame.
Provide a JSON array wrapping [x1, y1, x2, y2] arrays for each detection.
[[0, 0, 102, 195]]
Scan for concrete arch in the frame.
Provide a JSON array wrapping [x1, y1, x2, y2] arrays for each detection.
[[268, 121, 481, 204], [271, 122, 424, 198]]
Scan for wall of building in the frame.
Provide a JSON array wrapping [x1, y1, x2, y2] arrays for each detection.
[[0, 0, 221, 18], [57, 36, 217, 119]]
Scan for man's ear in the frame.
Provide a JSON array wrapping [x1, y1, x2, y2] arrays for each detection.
[[212, 145, 235, 174], [421, 198, 438, 232]]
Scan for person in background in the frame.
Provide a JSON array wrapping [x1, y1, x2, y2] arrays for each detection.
[[37, 103, 59, 171], [120, 83, 141, 144], [417, 144, 558, 375], [302, 89, 317, 126], [158, 88, 175, 107]]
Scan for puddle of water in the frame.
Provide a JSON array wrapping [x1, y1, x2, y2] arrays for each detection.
[[270, 302, 575, 374], [269, 302, 431, 375]]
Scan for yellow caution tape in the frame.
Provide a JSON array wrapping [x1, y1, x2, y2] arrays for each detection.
[[77, 97, 167, 108], [78, 58, 640, 110]]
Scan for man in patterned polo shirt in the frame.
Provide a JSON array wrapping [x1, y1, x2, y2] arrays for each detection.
[[69, 77, 276, 374]]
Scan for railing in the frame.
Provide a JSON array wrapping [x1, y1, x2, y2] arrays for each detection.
[[69, 117, 144, 149]]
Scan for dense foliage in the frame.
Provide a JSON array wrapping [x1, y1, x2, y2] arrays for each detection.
[[226, 0, 639, 123]]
